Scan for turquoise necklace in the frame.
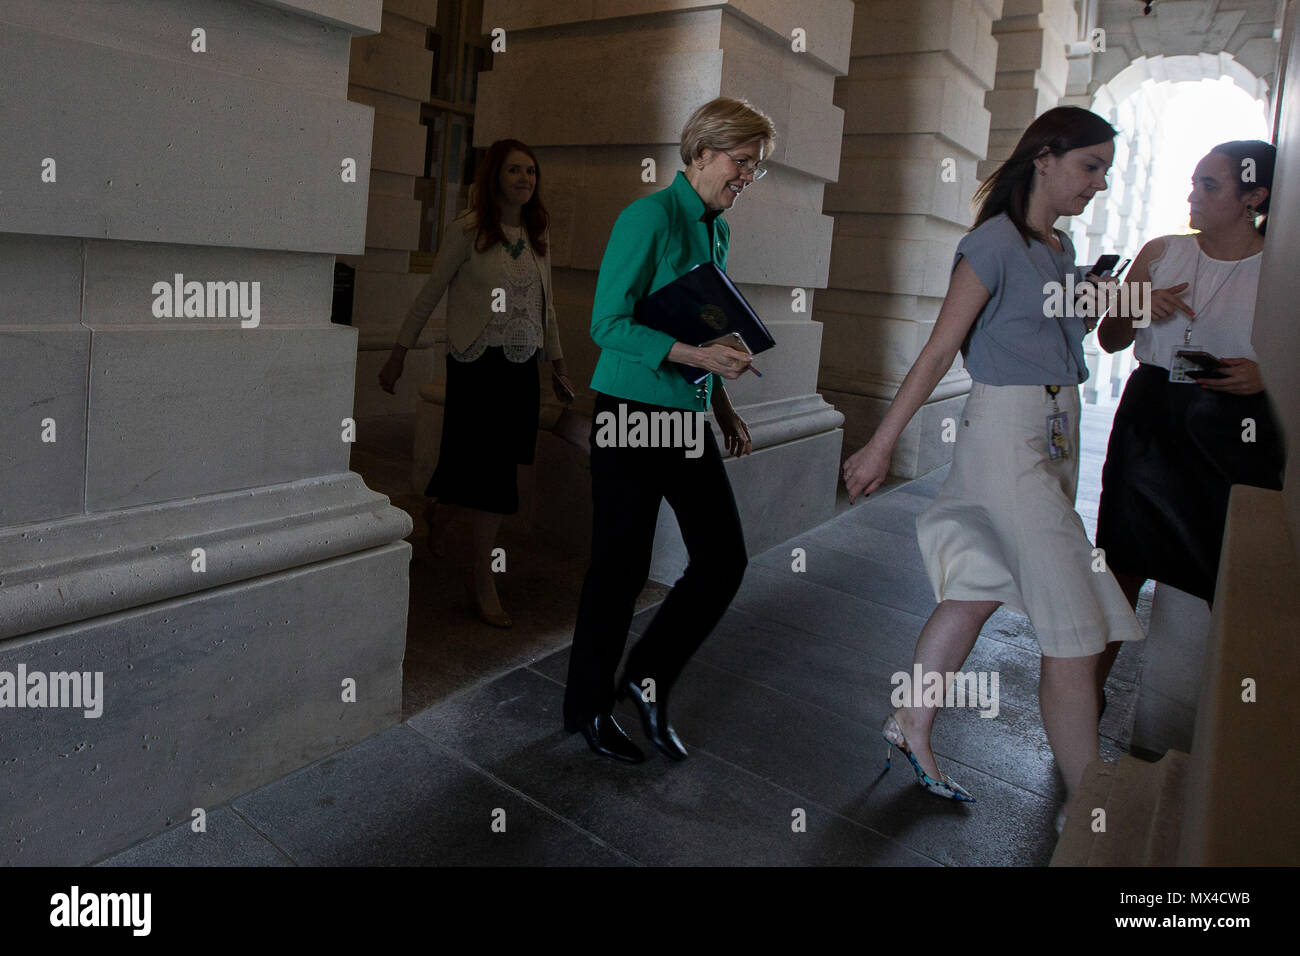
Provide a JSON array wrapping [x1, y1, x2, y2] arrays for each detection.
[[502, 224, 525, 259]]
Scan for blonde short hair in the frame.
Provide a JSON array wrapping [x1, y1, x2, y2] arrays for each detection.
[[679, 97, 776, 167]]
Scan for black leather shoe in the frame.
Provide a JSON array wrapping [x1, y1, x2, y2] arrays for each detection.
[[568, 713, 645, 763], [618, 676, 688, 760]]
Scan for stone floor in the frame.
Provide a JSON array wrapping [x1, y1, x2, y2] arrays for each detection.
[[98, 401, 1149, 867], [343, 411, 669, 718]]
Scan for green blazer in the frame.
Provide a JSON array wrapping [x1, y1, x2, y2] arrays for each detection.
[[589, 171, 729, 410]]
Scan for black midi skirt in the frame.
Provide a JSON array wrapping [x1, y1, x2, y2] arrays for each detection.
[[425, 346, 540, 515], [1095, 363, 1285, 602]]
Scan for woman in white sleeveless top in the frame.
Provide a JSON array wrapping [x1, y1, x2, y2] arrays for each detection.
[[842, 107, 1143, 824], [1095, 141, 1285, 686]]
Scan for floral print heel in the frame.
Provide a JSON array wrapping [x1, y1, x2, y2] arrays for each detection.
[[882, 714, 976, 803]]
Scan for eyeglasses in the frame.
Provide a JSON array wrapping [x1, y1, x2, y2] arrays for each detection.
[[722, 149, 768, 180]]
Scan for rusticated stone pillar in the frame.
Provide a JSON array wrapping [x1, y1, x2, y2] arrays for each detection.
[[343, 0, 444, 426], [0, 0, 410, 864], [817, 0, 1001, 478], [981, 0, 1078, 179], [469, 0, 853, 579]]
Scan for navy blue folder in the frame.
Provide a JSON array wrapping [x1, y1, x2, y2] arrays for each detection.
[[633, 262, 776, 384]]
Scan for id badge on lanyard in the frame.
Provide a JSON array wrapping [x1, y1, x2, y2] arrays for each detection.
[[1037, 239, 1074, 460]]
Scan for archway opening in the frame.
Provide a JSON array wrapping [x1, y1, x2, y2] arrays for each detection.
[[1142, 78, 1270, 239], [1080, 67, 1271, 410]]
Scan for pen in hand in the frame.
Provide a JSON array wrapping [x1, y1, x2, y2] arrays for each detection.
[[730, 332, 762, 377]]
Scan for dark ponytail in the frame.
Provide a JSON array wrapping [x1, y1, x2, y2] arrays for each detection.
[[1210, 139, 1275, 235], [973, 106, 1117, 245]]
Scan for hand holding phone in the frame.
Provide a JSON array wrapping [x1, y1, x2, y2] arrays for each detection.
[[1086, 253, 1120, 278], [1085, 254, 1131, 281], [551, 371, 576, 402], [1181, 350, 1229, 380], [1171, 349, 1227, 383]]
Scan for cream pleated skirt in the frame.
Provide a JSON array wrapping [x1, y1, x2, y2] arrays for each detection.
[[916, 382, 1144, 658]]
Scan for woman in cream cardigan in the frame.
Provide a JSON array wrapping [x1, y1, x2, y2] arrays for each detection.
[[379, 139, 573, 627]]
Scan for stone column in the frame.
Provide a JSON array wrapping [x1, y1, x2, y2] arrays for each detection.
[[981, 0, 1077, 178], [344, 0, 442, 426], [0, 0, 409, 865], [1069, 80, 1163, 403], [469, 0, 852, 579], [817, 0, 1001, 478]]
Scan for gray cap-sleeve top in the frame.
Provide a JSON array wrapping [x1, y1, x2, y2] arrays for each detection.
[[954, 212, 1089, 386]]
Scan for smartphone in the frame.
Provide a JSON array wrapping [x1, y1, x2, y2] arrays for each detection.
[[553, 374, 575, 401], [1086, 253, 1120, 277], [1175, 349, 1228, 380]]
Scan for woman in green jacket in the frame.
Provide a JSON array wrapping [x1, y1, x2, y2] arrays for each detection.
[[563, 98, 774, 763]]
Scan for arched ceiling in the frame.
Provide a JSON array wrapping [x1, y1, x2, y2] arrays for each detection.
[[1087, 0, 1284, 97], [1091, 50, 1269, 113]]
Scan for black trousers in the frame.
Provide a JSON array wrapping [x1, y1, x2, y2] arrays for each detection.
[[563, 394, 748, 727]]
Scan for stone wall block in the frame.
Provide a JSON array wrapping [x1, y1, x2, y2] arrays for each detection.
[[349, 32, 433, 99], [0, 543, 406, 866], [370, 114, 429, 176], [364, 194, 424, 250], [0, 328, 90, 527], [0, 0, 359, 95], [349, 269, 435, 344], [0, 24, 373, 254], [248, 0, 383, 32], [81, 241, 336, 329], [85, 329, 358, 511], [476, 48, 726, 147]]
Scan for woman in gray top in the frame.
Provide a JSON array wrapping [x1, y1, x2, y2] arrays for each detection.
[[842, 107, 1143, 828]]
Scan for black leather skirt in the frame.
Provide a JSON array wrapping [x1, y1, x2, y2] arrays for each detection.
[[1095, 363, 1285, 602]]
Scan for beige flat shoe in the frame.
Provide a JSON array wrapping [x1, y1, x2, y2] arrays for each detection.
[[465, 570, 511, 628]]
